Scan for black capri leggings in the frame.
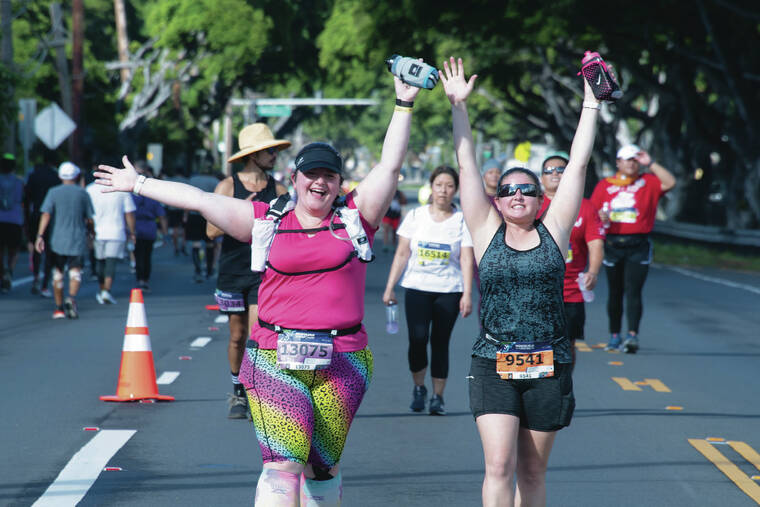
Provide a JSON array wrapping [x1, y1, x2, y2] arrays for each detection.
[[404, 288, 461, 379], [134, 238, 155, 281], [603, 235, 652, 335]]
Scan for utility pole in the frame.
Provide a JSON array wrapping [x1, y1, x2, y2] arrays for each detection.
[[49, 3, 72, 117], [113, 0, 129, 83], [71, 0, 84, 166], [1, 0, 15, 154]]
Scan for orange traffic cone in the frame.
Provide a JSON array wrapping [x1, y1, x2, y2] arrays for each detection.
[[100, 289, 174, 402]]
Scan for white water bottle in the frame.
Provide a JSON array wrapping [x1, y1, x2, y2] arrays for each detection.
[[577, 273, 595, 303], [385, 303, 399, 334], [602, 202, 611, 229]]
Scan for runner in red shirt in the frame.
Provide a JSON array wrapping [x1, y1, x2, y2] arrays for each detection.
[[591, 144, 676, 353], [539, 151, 605, 368]]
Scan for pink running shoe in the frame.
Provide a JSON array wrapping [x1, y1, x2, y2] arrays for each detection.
[[578, 51, 623, 101]]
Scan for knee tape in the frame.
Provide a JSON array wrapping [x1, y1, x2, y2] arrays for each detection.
[[300, 471, 342, 507], [255, 468, 299, 507], [52, 270, 64, 288], [69, 269, 82, 282]]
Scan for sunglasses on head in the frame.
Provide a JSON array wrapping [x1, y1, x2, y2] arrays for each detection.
[[542, 166, 566, 175], [497, 183, 538, 198]]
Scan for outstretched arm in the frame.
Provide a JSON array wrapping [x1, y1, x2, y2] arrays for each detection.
[[95, 157, 255, 242], [353, 76, 421, 228], [543, 77, 601, 255], [440, 57, 500, 258]]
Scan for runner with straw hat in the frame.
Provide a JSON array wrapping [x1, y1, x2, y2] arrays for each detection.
[[227, 123, 291, 163], [211, 122, 291, 419]]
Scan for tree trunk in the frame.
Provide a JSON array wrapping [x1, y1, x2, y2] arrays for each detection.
[[1, 0, 15, 154]]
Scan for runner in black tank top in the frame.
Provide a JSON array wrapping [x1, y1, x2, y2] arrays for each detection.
[[214, 172, 279, 419], [441, 55, 601, 505]]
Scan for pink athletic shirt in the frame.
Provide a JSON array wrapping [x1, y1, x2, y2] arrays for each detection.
[[249, 193, 376, 352]]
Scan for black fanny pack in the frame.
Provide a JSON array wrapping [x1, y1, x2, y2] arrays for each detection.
[[606, 233, 649, 249], [258, 318, 362, 337]]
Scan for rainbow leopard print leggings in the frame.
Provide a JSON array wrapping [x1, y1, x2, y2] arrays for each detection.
[[240, 343, 373, 468]]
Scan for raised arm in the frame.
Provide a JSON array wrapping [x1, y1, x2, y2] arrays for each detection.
[[543, 78, 600, 253], [636, 150, 676, 192], [95, 157, 255, 242], [440, 57, 501, 254], [353, 76, 421, 228]]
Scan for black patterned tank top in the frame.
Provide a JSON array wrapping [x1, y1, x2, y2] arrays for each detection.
[[473, 220, 572, 363]]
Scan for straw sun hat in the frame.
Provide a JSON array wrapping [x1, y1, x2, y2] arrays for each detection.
[[227, 123, 291, 163]]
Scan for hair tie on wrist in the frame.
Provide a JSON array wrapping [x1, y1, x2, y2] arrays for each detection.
[[582, 101, 601, 110], [394, 105, 413, 114], [395, 99, 414, 108]]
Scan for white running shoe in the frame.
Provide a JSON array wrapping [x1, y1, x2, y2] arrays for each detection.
[[95, 292, 104, 304], [101, 290, 117, 304]]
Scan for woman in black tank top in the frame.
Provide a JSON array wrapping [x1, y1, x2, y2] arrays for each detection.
[[440, 55, 603, 505]]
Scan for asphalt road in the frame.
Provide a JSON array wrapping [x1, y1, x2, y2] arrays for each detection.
[[1, 240, 759, 506]]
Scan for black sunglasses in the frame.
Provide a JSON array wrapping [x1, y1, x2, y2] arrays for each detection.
[[542, 166, 566, 175], [497, 183, 539, 198], [265, 147, 278, 155]]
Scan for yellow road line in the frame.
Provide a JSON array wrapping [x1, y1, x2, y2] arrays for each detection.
[[730, 441, 760, 473], [643, 378, 671, 393], [575, 342, 592, 352], [689, 439, 760, 504], [612, 377, 641, 391]]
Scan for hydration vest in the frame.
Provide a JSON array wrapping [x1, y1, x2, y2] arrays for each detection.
[[250, 194, 374, 274]]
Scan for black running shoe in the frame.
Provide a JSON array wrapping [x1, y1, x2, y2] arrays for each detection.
[[64, 297, 78, 319], [227, 393, 249, 419], [429, 394, 446, 416], [410, 385, 427, 412]]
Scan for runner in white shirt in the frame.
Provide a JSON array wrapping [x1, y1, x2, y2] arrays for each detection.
[[383, 165, 474, 415], [86, 182, 136, 304]]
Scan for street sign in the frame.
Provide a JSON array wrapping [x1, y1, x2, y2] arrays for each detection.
[[146, 143, 163, 175], [256, 104, 292, 117], [34, 102, 76, 150]]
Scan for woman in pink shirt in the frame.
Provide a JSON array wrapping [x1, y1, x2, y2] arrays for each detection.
[[96, 75, 420, 506]]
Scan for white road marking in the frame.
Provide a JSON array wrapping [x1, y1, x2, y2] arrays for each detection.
[[32, 429, 136, 507], [190, 337, 212, 348], [658, 265, 760, 296], [214, 314, 229, 324], [156, 371, 180, 384], [11, 275, 34, 288]]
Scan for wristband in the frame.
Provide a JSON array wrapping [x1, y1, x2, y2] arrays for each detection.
[[394, 105, 413, 114], [132, 175, 147, 195], [582, 101, 601, 110], [395, 98, 414, 108]]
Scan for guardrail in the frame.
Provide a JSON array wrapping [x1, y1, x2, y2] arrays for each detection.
[[653, 220, 760, 248]]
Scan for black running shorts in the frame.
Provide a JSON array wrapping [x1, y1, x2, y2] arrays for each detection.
[[167, 209, 184, 228], [468, 356, 575, 431], [184, 214, 209, 242], [50, 252, 84, 272], [564, 302, 585, 341], [216, 273, 261, 313]]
